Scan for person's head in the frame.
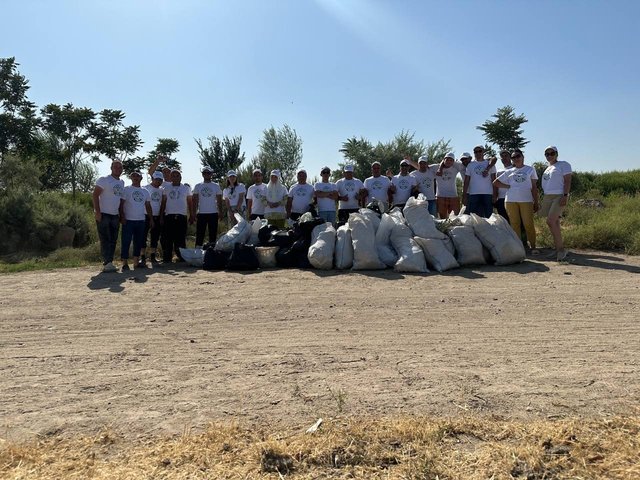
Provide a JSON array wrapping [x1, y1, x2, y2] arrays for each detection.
[[252, 169, 263, 184], [151, 171, 164, 187], [343, 165, 354, 179], [320, 166, 330, 180], [202, 166, 213, 182], [297, 169, 307, 184], [499, 149, 512, 167], [161, 166, 172, 181], [544, 145, 558, 164], [371, 161, 382, 177], [418, 156, 428, 172], [473, 145, 485, 161], [226, 170, 238, 187], [511, 149, 525, 167], [269, 169, 281, 185], [443, 152, 456, 168], [460, 152, 472, 167], [129, 170, 143, 186], [399, 159, 410, 175], [170, 169, 182, 185], [110, 160, 123, 178]]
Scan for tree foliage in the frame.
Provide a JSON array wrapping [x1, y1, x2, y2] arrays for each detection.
[[477, 105, 529, 151], [196, 135, 245, 184], [250, 124, 303, 187], [124, 138, 180, 175]]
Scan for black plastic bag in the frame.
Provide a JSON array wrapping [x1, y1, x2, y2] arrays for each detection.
[[226, 243, 260, 271], [267, 230, 295, 248], [203, 248, 231, 270], [258, 224, 278, 246]]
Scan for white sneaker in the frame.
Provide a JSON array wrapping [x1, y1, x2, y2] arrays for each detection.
[[102, 262, 118, 273], [556, 249, 569, 262]]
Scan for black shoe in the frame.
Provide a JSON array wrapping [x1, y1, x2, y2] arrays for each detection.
[[150, 254, 158, 263], [122, 264, 130, 271]]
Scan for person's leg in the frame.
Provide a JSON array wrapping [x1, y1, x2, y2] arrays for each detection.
[[427, 200, 437, 216], [141, 215, 150, 257], [176, 215, 188, 259], [162, 215, 174, 263], [208, 213, 219, 244], [106, 214, 120, 266], [132, 220, 145, 266], [96, 217, 110, 265], [519, 202, 536, 250], [149, 216, 161, 261], [505, 202, 523, 239], [120, 221, 133, 268], [436, 198, 448, 218], [480, 194, 493, 218], [318, 211, 332, 223], [195, 213, 206, 247], [466, 195, 480, 216], [496, 198, 509, 221]]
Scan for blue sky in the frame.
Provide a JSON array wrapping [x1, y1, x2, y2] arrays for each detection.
[[2, 0, 639, 185]]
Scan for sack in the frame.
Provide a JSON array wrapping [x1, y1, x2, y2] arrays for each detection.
[[255, 246, 279, 268], [349, 213, 385, 270], [448, 225, 486, 266], [203, 248, 231, 270], [375, 210, 404, 267], [414, 237, 459, 272], [226, 243, 260, 271], [334, 225, 354, 270], [179, 248, 204, 267], [295, 217, 326, 244], [467, 213, 526, 265], [402, 196, 447, 239], [248, 218, 267, 246], [390, 222, 428, 273], [308, 223, 336, 270], [358, 208, 381, 232], [268, 230, 295, 248], [258, 223, 278, 245], [215, 213, 252, 252]]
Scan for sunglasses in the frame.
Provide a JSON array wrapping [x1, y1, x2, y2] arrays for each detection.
[[511, 154, 523, 159], [544, 152, 557, 156], [473, 149, 483, 153]]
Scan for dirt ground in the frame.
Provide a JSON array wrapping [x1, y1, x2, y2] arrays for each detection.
[[1, 249, 639, 442]]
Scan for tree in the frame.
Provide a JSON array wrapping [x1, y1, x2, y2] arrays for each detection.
[[250, 124, 303, 187], [89, 109, 143, 163], [124, 138, 180, 175], [195, 135, 245, 184], [0, 57, 40, 162], [76, 161, 99, 193], [477, 105, 529, 151]]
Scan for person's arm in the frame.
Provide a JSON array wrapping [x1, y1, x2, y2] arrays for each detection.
[[92, 186, 103, 222], [531, 179, 540, 212], [462, 175, 470, 205], [560, 173, 572, 207], [119, 198, 126, 224], [192, 193, 199, 215], [286, 197, 293, 218], [493, 178, 509, 190], [217, 193, 223, 214], [159, 194, 167, 218], [247, 198, 253, 218], [187, 195, 195, 224], [483, 157, 497, 176], [145, 201, 154, 227], [406, 158, 420, 170], [235, 192, 245, 211], [147, 155, 164, 175]]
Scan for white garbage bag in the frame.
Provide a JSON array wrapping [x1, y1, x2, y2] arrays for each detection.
[[414, 237, 459, 272], [349, 213, 386, 270], [375, 211, 404, 267], [334, 225, 354, 270], [402, 196, 447, 239], [179, 248, 204, 267], [447, 225, 486, 266], [308, 223, 336, 270], [390, 222, 428, 273], [214, 213, 252, 252], [248, 218, 267, 246], [468, 213, 526, 265]]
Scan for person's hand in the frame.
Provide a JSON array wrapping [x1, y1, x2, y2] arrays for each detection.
[[389, 184, 396, 193], [560, 196, 568, 207], [189, 215, 195, 225], [94, 211, 102, 222], [159, 216, 164, 226], [482, 169, 489, 177], [462, 193, 468, 205], [120, 217, 126, 225], [436, 169, 443, 177], [533, 201, 540, 213]]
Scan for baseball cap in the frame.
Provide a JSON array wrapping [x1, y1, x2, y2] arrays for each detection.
[[270, 169, 281, 177], [253, 168, 262, 174], [400, 160, 409, 166], [152, 171, 164, 180], [418, 156, 428, 163], [459, 152, 471, 159], [343, 165, 354, 172], [297, 168, 307, 175], [202, 166, 213, 173], [545, 145, 558, 153], [444, 152, 456, 160], [226, 170, 237, 177], [320, 166, 331, 174], [371, 161, 381, 167]]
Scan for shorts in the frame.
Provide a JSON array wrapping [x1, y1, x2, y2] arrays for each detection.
[[539, 194, 565, 218], [436, 196, 460, 218]]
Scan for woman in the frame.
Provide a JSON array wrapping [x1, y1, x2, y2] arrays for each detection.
[[493, 149, 539, 254], [223, 170, 246, 226], [264, 169, 288, 228], [539, 146, 572, 261]]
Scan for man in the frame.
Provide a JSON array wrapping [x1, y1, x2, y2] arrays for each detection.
[[192, 166, 223, 248], [160, 169, 194, 263], [119, 171, 153, 270], [363, 161, 392, 211], [314, 166, 338, 223], [335, 165, 365, 223], [494, 149, 513, 220], [92, 160, 125, 272], [141, 171, 164, 264], [147, 154, 172, 183], [410, 155, 439, 215], [286, 169, 314, 221], [246, 169, 268, 220], [435, 152, 466, 218], [463, 145, 497, 218], [390, 159, 418, 209]]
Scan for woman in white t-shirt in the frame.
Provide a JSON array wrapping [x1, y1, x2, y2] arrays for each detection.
[[539, 146, 572, 261], [494, 149, 539, 254], [264, 169, 288, 228], [223, 170, 246, 226]]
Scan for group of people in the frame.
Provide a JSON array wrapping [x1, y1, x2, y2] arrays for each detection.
[[92, 144, 572, 272]]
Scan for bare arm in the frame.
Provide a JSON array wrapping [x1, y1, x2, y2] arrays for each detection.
[[192, 193, 199, 214], [147, 155, 164, 175], [286, 197, 293, 217], [92, 186, 103, 221], [560, 173, 572, 206]]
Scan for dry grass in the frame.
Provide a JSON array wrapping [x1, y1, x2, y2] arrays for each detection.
[[1, 414, 639, 479]]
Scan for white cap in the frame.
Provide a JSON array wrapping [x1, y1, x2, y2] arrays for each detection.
[[400, 160, 409, 166], [152, 171, 164, 180], [226, 170, 237, 177], [459, 152, 471, 159], [545, 145, 558, 153], [270, 169, 281, 177], [444, 152, 456, 160], [202, 166, 213, 173], [253, 168, 262, 174], [474, 145, 484, 151], [297, 168, 307, 174], [418, 156, 428, 163], [343, 165, 354, 172]]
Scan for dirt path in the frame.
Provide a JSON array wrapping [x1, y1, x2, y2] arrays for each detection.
[[1, 250, 639, 441]]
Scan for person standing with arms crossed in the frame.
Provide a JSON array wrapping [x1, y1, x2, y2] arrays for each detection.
[[160, 169, 194, 264], [193, 166, 223, 248]]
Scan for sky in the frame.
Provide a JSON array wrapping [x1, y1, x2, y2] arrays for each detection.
[[2, 0, 640, 186]]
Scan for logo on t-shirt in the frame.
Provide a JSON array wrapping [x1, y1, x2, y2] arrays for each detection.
[[543, 173, 551, 181], [473, 165, 485, 176], [371, 179, 383, 189], [344, 181, 355, 193], [442, 170, 454, 181], [514, 173, 527, 183], [113, 184, 124, 197], [132, 190, 145, 202], [253, 189, 264, 200], [296, 188, 308, 196], [398, 178, 411, 190], [169, 188, 180, 200], [200, 186, 213, 197], [150, 191, 161, 202]]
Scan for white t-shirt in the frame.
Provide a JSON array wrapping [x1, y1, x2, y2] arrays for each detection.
[[95, 175, 125, 215], [288, 183, 315, 213], [163, 184, 192, 215], [465, 160, 497, 195], [435, 162, 465, 198], [335, 177, 364, 209], [391, 174, 418, 205], [193, 182, 222, 214], [264, 184, 288, 217], [410, 166, 438, 200], [363, 175, 391, 204], [223, 184, 246, 209], [246, 183, 268, 215], [497, 165, 538, 203], [542, 161, 572, 194], [314, 181, 338, 212], [145, 184, 163, 216], [122, 186, 150, 221], [495, 167, 513, 200]]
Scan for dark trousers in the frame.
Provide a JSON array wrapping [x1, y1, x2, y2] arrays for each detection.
[[196, 213, 219, 246], [338, 208, 359, 223], [495, 198, 509, 222], [143, 215, 161, 250], [290, 212, 303, 221], [162, 214, 187, 262], [96, 213, 120, 265], [121, 220, 146, 260], [467, 194, 493, 218]]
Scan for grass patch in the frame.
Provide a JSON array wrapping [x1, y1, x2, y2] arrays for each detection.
[[1, 415, 638, 479], [0, 243, 101, 273]]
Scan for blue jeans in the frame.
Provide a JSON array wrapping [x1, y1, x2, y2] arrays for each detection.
[[467, 194, 493, 218], [96, 213, 120, 265], [318, 210, 336, 224], [427, 200, 437, 216], [121, 220, 146, 259]]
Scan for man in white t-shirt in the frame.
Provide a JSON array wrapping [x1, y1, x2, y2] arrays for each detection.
[[119, 171, 153, 270], [463, 145, 497, 218], [314, 166, 338, 224], [142, 171, 164, 264], [246, 169, 268, 220], [390, 160, 418, 208], [335, 165, 365, 223], [92, 160, 125, 272], [160, 169, 194, 264], [408, 155, 439, 215], [435, 152, 465, 218], [287, 169, 315, 221], [193, 166, 223, 248], [363, 161, 392, 210]]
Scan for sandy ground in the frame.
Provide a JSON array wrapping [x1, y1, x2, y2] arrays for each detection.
[[1, 250, 639, 442]]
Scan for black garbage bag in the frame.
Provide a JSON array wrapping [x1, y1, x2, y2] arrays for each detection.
[[294, 217, 325, 244], [226, 243, 260, 271], [203, 248, 231, 270], [365, 201, 381, 214], [258, 224, 279, 246], [275, 247, 298, 268], [268, 229, 295, 248]]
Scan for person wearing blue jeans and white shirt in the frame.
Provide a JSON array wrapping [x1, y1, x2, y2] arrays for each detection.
[[160, 169, 194, 264], [92, 160, 125, 273], [119, 171, 153, 270], [463, 145, 497, 218], [142, 171, 164, 264], [406, 156, 439, 215], [363, 162, 392, 211], [287, 169, 315, 221], [314, 167, 338, 224]]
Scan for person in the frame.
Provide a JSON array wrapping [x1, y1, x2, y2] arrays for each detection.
[[147, 154, 172, 183], [119, 171, 153, 270], [160, 169, 194, 264], [141, 171, 164, 264], [223, 170, 246, 226], [406, 155, 439, 215], [493, 149, 539, 254], [192, 166, 223, 248], [335, 165, 365, 223], [92, 160, 125, 272], [287, 169, 314, 221], [246, 169, 268, 220], [539, 146, 572, 261], [314, 166, 338, 223], [494, 149, 513, 221], [363, 161, 392, 211], [264, 169, 288, 228], [390, 159, 418, 209], [435, 152, 466, 218], [463, 145, 497, 218]]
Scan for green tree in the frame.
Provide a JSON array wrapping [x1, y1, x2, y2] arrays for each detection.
[[250, 124, 303, 187], [125, 138, 180, 175], [477, 105, 529, 151], [195, 135, 245, 184]]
